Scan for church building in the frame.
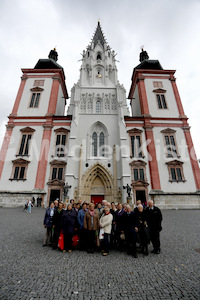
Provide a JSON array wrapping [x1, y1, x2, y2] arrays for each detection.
[[0, 21, 199, 208]]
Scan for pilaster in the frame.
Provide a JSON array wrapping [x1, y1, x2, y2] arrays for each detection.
[[47, 74, 60, 115], [0, 124, 14, 179], [78, 145, 83, 199], [137, 75, 150, 116], [182, 126, 200, 190], [169, 75, 186, 118], [34, 123, 53, 189], [11, 74, 27, 116], [113, 145, 118, 202], [144, 121, 161, 190]]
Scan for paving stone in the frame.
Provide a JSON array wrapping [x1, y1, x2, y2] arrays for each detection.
[[0, 208, 200, 299]]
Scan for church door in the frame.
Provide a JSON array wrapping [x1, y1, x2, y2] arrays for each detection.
[[136, 190, 146, 205], [91, 195, 104, 205], [50, 189, 60, 204]]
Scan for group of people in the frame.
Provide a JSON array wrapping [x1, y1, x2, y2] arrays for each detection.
[[24, 199, 33, 213], [24, 196, 43, 213], [43, 199, 163, 257]]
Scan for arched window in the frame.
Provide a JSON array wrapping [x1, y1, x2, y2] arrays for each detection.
[[99, 132, 105, 157], [97, 53, 101, 60], [92, 132, 97, 156], [90, 122, 108, 158], [96, 101, 101, 113]]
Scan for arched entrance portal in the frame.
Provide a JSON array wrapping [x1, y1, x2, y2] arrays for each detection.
[[81, 163, 116, 203]]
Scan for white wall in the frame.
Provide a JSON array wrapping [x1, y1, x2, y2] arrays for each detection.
[[144, 77, 180, 118], [153, 126, 196, 192], [131, 86, 141, 116], [0, 125, 43, 191], [55, 85, 65, 115], [17, 77, 53, 116]]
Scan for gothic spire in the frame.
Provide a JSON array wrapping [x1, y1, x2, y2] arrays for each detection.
[[92, 20, 107, 48]]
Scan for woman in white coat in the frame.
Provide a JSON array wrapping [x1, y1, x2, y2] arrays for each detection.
[[99, 207, 113, 256]]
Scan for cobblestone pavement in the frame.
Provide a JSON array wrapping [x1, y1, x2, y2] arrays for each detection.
[[0, 208, 199, 300]]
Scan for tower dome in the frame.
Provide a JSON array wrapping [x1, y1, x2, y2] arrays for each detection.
[[48, 48, 58, 62]]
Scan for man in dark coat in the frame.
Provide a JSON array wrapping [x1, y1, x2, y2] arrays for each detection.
[[43, 202, 54, 246], [52, 202, 63, 250], [123, 205, 138, 257], [136, 204, 149, 255], [134, 200, 142, 216], [110, 202, 116, 249], [115, 203, 125, 251], [146, 200, 163, 254], [61, 204, 77, 252]]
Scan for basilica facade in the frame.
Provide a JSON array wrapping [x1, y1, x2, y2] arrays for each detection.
[[0, 22, 199, 208]]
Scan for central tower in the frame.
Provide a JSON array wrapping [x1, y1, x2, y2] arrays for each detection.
[[66, 21, 130, 203], [80, 20, 118, 87]]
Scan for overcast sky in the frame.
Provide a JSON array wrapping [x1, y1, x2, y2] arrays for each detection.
[[0, 0, 200, 158]]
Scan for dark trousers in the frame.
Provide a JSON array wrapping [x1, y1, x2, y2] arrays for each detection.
[[53, 227, 61, 248], [150, 229, 160, 251], [64, 233, 73, 250], [125, 230, 137, 255], [110, 225, 117, 249], [101, 233, 110, 253], [87, 230, 96, 252], [116, 229, 124, 251], [43, 227, 53, 246], [79, 228, 87, 250], [138, 228, 148, 248]]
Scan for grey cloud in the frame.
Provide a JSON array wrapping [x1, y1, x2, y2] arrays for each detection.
[[0, 0, 200, 157]]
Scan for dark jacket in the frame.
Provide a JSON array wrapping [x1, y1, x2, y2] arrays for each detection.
[[123, 212, 138, 234], [110, 209, 116, 223], [146, 206, 162, 231], [115, 209, 125, 231], [43, 207, 54, 227], [136, 210, 147, 230], [136, 210, 149, 245], [52, 209, 63, 230], [61, 209, 77, 235], [133, 206, 139, 215]]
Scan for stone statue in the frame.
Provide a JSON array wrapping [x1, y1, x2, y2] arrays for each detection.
[[123, 184, 131, 197], [63, 183, 71, 199]]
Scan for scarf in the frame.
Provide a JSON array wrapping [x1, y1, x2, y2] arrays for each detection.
[[89, 210, 95, 217]]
